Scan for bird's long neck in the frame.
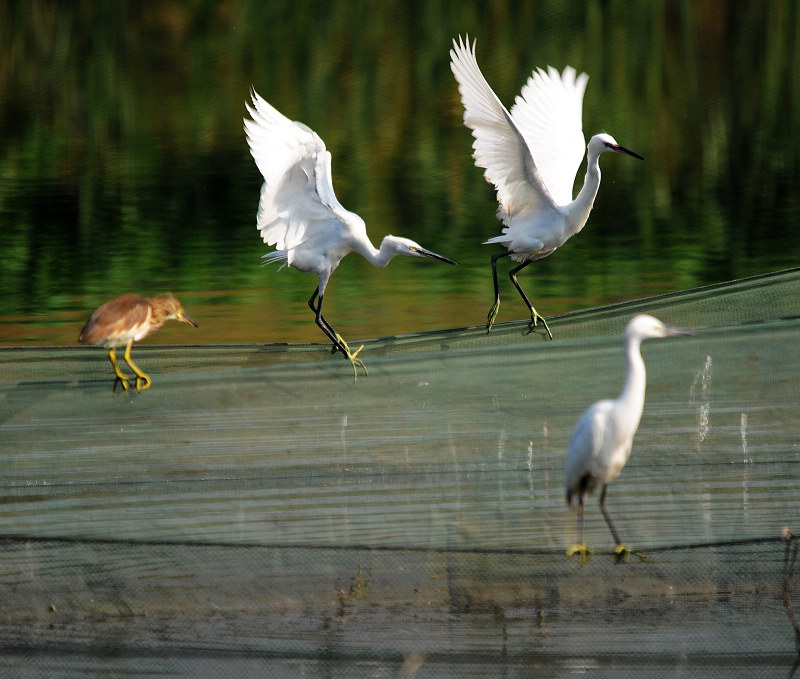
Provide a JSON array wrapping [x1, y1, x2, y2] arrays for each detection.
[[565, 149, 603, 237], [619, 335, 647, 431], [356, 237, 395, 269]]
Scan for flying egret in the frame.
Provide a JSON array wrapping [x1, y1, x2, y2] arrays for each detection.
[[244, 88, 457, 378], [450, 36, 643, 338], [79, 294, 198, 392], [564, 314, 693, 564]]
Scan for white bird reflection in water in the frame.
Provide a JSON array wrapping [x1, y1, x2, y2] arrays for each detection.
[[741, 411, 750, 520], [526, 440, 535, 496], [340, 414, 349, 459], [740, 411, 750, 463], [690, 354, 712, 445]]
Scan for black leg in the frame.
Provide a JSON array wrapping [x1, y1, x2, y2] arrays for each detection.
[[307, 288, 368, 379], [508, 260, 533, 310], [599, 485, 623, 546], [308, 288, 347, 356], [600, 485, 644, 563], [508, 260, 552, 339], [487, 251, 512, 332]]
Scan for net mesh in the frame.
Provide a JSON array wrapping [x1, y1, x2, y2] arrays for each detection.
[[1, 268, 800, 676]]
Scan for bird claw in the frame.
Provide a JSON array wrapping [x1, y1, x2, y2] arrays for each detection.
[[332, 333, 353, 357], [566, 543, 593, 565], [488, 301, 553, 339], [614, 544, 646, 564], [333, 334, 369, 380], [135, 376, 152, 392], [486, 302, 500, 333], [113, 373, 151, 393], [527, 311, 553, 340], [347, 352, 368, 381]]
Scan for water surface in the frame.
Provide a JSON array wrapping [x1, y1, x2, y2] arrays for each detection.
[[1, 2, 799, 345], [2, 273, 800, 675]]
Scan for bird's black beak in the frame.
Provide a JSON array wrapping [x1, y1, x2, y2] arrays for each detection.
[[612, 144, 644, 160], [417, 248, 458, 265]]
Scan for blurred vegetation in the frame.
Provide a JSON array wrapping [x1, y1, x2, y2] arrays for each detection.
[[0, 0, 798, 331]]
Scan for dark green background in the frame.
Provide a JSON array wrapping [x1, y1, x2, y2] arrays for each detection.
[[1, 0, 798, 344]]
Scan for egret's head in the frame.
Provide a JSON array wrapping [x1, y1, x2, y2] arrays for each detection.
[[381, 236, 458, 265], [626, 313, 693, 341], [590, 133, 643, 160]]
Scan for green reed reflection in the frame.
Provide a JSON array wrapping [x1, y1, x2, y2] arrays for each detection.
[[0, 1, 798, 341]]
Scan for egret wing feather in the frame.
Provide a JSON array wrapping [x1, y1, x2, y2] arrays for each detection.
[[565, 401, 611, 508], [244, 89, 352, 259], [510, 66, 588, 206], [450, 36, 557, 221]]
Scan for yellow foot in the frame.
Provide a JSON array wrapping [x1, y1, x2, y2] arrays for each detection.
[[614, 543, 647, 564], [135, 375, 152, 392], [109, 349, 132, 392], [334, 333, 369, 381], [113, 376, 131, 392], [566, 543, 593, 565], [333, 332, 353, 356], [348, 354, 368, 381], [527, 311, 553, 340], [349, 563, 368, 599], [486, 302, 500, 333]]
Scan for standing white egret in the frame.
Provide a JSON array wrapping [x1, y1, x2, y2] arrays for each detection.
[[450, 36, 643, 338], [564, 314, 693, 563], [244, 89, 457, 378]]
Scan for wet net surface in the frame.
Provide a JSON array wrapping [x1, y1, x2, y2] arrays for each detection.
[[1, 268, 800, 676]]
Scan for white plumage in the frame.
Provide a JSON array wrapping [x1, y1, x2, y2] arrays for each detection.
[[564, 314, 693, 563], [244, 89, 456, 377], [450, 35, 642, 337]]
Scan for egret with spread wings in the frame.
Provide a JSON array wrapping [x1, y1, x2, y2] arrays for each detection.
[[450, 36, 642, 338], [244, 89, 457, 378]]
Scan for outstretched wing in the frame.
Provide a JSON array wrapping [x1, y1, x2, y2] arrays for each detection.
[[244, 89, 353, 261], [511, 65, 588, 206], [450, 36, 557, 219]]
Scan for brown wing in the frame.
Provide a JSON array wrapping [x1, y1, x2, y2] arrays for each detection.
[[78, 294, 151, 346]]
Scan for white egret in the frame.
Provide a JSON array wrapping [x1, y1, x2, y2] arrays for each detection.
[[450, 36, 643, 338], [564, 314, 693, 563], [244, 89, 457, 378]]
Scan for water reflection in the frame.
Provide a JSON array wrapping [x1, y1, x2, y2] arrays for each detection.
[[690, 354, 712, 445], [1, 3, 800, 344], [2, 302, 799, 672]]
